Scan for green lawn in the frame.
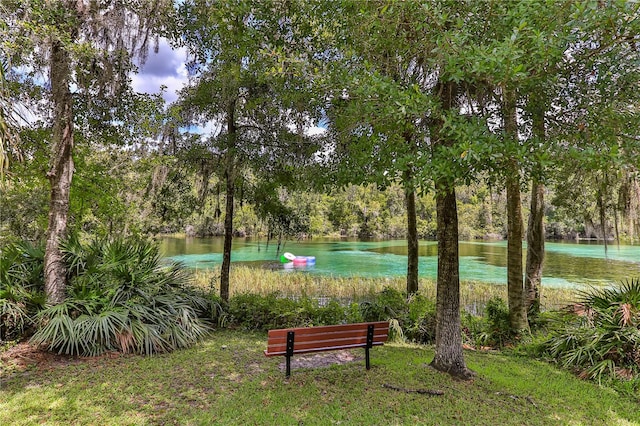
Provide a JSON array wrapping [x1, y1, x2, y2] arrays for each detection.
[[1, 331, 638, 425]]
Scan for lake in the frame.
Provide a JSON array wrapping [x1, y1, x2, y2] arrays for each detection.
[[160, 237, 640, 289]]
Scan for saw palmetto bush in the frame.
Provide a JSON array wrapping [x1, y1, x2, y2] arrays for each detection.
[[28, 236, 210, 356], [0, 241, 47, 340], [544, 278, 640, 383]]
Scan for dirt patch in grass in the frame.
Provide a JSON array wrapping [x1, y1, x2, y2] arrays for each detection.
[[0, 342, 122, 378], [280, 349, 362, 373], [1, 343, 70, 373]]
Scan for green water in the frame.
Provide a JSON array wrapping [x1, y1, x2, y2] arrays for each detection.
[[160, 237, 640, 289]]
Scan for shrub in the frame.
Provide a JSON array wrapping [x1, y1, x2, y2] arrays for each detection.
[[208, 294, 228, 328], [345, 302, 364, 324], [228, 293, 283, 330], [0, 298, 29, 341], [358, 287, 409, 341], [359, 287, 407, 322], [357, 288, 441, 343], [225, 290, 436, 332], [314, 300, 347, 325], [28, 237, 211, 356], [227, 293, 354, 331], [0, 240, 45, 291], [404, 294, 436, 343], [482, 296, 514, 347], [543, 278, 640, 383], [460, 311, 487, 348], [0, 241, 47, 340]]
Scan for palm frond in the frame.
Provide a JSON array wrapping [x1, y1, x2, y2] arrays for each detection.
[[545, 277, 640, 382], [75, 309, 129, 356], [30, 314, 76, 354], [13, 236, 211, 355], [0, 298, 29, 339]]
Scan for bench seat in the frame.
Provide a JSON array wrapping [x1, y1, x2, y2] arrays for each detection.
[[265, 321, 389, 377]]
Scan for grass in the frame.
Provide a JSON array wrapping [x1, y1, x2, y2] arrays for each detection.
[[195, 266, 577, 311], [2, 330, 638, 425]]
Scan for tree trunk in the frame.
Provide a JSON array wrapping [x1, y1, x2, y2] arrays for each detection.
[[524, 102, 546, 317], [503, 87, 528, 332], [405, 170, 419, 295], [429, 80, 473, 379], [525, 180, 544, 316], [506, 173, 527, 331], [44, 37, 74, 305], [483, 189, 493, 230], [220, 103, 237, 303], [596, 173, 608, 255], [431, 186, 473, 379]]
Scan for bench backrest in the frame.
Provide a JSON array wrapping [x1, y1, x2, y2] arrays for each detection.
[[265, 321, 389, 356]]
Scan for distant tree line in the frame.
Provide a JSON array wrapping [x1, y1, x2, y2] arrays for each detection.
[[5, 162, 638, 243]]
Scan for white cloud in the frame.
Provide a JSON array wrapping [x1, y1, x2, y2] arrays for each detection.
[[131, 73, 186, 103], [305, 125, 326, 136], [132, 39, 188, 104]]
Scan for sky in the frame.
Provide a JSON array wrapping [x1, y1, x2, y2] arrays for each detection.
[[132, 39, 188, 104], [131, 39, 326, 137]]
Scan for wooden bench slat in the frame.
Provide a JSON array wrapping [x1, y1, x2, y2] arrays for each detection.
[[266, 334, 388, 350], [266, 328, 388, 345], [265, 334, 388, 355], [264, 341, 384, 357], [266, 321, 389, 339]]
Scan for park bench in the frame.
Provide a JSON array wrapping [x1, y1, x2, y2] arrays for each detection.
[[264, 321, 389, 377]]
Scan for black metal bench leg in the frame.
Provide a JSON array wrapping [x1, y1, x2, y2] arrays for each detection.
[[286, 331, 295, 378], [365, 346, 370, 370], [366, 324, 374, 370]]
